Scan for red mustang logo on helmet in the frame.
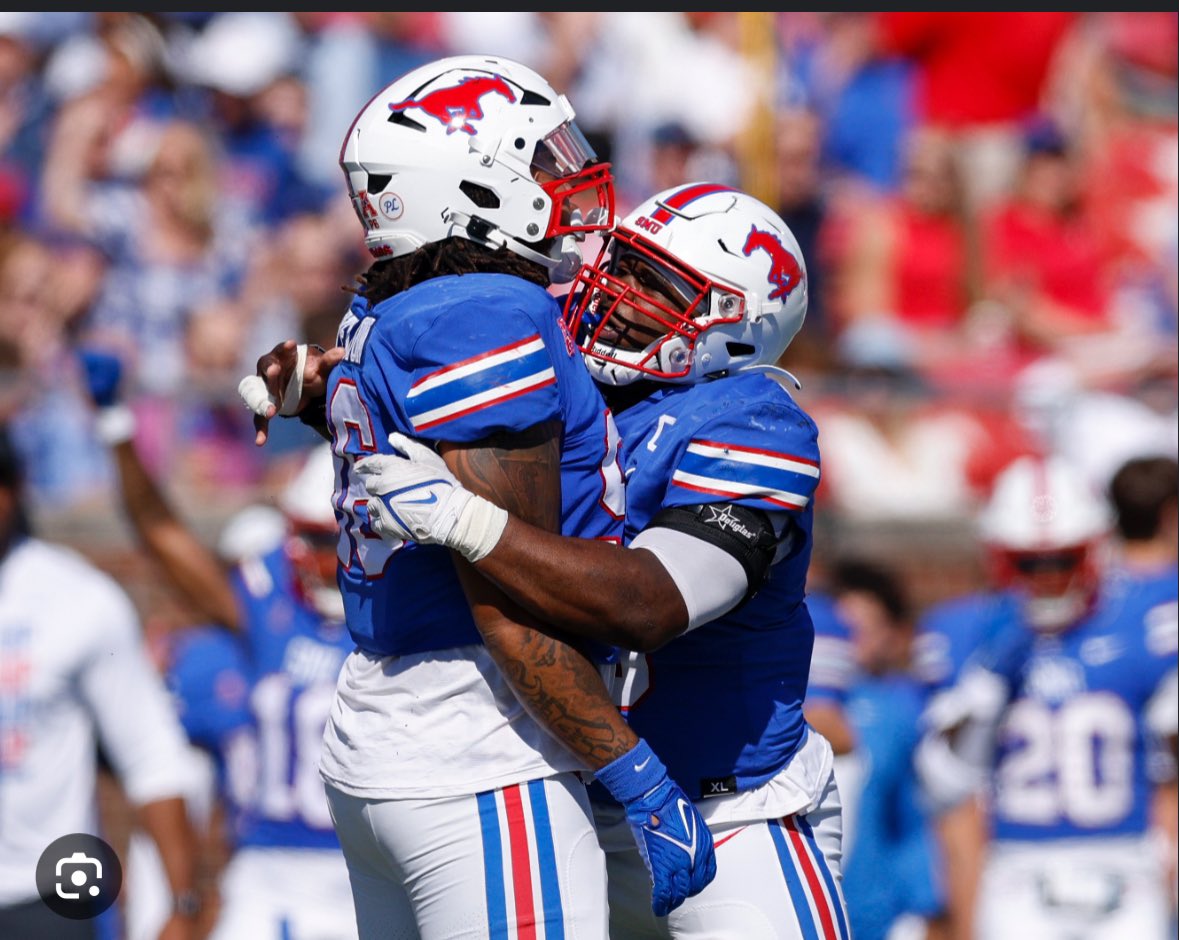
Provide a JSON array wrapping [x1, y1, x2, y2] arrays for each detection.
[[742, 226, 803, 302], [389, 75, 517, 136]]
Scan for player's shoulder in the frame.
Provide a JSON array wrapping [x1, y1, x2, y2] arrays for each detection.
[[169, 624, 250, 673], [359, 275, 565, 378], [675, 369, 819, 453], [1121, 589, 1178, 661], [808, 591, 852, 641], [10, 537, 129, 602]]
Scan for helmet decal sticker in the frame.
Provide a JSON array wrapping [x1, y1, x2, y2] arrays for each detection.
[[742, 226, 803, 301], [377, 192, 404, 221], [389, 74, 516, 136]]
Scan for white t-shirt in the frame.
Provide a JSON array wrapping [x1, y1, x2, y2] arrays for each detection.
[[0, 538, 191, 906]]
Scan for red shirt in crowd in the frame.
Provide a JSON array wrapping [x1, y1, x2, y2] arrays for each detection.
[[875, 12, 1076, 127]]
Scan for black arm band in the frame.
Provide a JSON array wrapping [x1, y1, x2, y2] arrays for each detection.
[[646, 502, 779, 600]]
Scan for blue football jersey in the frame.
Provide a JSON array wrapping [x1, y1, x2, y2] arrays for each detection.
[[913, 591, 1019, 693], [609, 369, 821, 796], [327, 273, 624, 656], [843, 673, 945, 940], [806, 591, 855, 707], [976, 574, 1178, 842], [226, 545, 353, 850]]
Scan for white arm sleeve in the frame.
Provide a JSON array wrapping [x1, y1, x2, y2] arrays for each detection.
[[629, 526, 749, 631], [78, 581, 192, 806]]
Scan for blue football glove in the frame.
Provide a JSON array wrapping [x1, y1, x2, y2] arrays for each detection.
[[596, 739, 717, 917], [78, 348, 125, 408]]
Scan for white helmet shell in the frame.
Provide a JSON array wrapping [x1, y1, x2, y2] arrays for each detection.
[[279, 444, 344, 622], [978, 455, 1111, 632], [566, 183, 808, 385], [339, 54, 614, 280], [978, 455, 1111, 551]]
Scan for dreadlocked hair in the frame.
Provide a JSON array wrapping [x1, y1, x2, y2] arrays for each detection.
[[351, 238, 551, 307]]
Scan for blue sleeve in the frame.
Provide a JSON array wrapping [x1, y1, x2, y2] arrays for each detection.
[[664, 392, 820, 516], [807, 593, 855, 705], [969, 617, 1035, 686], [166, 627, 252, 750], [914, 592, 1012, 691], [370, 284, 566, 443]]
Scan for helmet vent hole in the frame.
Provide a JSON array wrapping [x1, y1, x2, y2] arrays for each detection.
[[514, 137, 526, 150], [367, 174, 392, 195], [387, 112, 427, 133], [726, 342, 755, 359], [519, 90, 551, 107], [460, 181, 501, 210]]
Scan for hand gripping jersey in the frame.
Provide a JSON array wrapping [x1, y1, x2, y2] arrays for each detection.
[[609, 369, 820, 796], [327, 272, 624, 656], [224, 545, 354, 850], [973, 573, 1178, 842]]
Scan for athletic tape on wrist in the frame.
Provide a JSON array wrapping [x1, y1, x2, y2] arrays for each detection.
[[278, 343, 307, 416], [451, 494, 508, 563]]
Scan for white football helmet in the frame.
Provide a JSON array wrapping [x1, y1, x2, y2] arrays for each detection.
[[565, 183, 808, 385], [977, 455, 1112, 631], [339, 54, 614, 281], [279, 444, 344, 622]]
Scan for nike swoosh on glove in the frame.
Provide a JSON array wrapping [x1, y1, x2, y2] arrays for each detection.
[[596, 738, 717, 916], [354, 432, 508, 563]]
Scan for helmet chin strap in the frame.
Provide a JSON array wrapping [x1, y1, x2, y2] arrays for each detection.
[[445, 210, 582, 283]]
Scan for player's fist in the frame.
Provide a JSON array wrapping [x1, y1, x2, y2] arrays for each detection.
[[596, 739, 717, 916]]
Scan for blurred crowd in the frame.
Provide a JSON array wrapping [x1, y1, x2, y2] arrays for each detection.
[[0, 11, 1175, 940], [0, 11, 1172, 527]]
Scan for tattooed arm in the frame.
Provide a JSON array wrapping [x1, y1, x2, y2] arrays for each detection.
[[441, 420, 637, 770], [436, 422, 718, 917]]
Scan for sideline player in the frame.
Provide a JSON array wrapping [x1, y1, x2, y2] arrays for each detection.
[[919, 455, 1178, 939]]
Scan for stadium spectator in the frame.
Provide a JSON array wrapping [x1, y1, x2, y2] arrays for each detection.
[[825, 123, 975, 380], [872, 11, 1077, 211]]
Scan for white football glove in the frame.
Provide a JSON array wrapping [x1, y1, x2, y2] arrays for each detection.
[[354, 432, 508, 562]]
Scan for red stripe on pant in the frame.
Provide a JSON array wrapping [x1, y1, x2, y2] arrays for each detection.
[[783, 815, 837, 940], [503, 784, 537, 939]]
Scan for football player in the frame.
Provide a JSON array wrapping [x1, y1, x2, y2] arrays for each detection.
[[918, 455, 1178, 939], [357, 184, 849, 939], [239, 56, 716, 937]]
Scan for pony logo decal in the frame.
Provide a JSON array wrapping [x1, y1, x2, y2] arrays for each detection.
[[742, 226, 803, 301], [389, 75, 516, 135]]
